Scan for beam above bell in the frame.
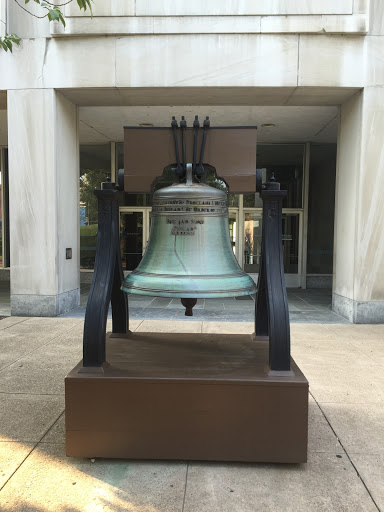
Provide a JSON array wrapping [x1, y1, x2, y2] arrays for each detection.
[[123, 122, 257, 193]]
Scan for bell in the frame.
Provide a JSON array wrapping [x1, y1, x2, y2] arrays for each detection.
[[122, 164, 256, 315]]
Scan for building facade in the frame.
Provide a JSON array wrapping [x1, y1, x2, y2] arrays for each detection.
[[0, 0, 383, 322]]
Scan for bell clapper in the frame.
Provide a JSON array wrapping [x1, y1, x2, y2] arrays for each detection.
[[181, 298, 198, 316]]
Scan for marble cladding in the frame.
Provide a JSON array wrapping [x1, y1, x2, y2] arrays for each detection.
[[8, 90, 79, 306], [42, 38, 116, 89], [354, 87, 384, 302], [332, 293, 384, 324], [51, 15, 367, 36], [52, 16, 262, 36], [298, 35, 365, 87], [135, 0, 353, 16], [55, 92, 80, 296], [260, 14, 367, 34], [65, 0, 135, 17], [6, 0, 50, 39], [115, 34, 299, 87], [333, 87, 384, 309], [0, 39, 46, 90], [333, 92, 361, 300], [354, 0, 369, 14], [369, 0, 384, 35], [333, 87, 384, 306], [0, 0, 5, 24], [0, 37, 116, 90], [11, 289, 80, 317], [8, 89, 57, 296], [364, 37, 384, 86], [62, 1, 358, 17], [1, 33, 376, 91], [5, 28, 384, 90]]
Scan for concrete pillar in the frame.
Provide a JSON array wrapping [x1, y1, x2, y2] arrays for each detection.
[[7, 89, 80, 316], [333, 87, 384, 323], [0, 0, 6, 38]]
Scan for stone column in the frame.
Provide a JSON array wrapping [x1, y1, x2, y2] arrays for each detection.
[[7, 89, 80, 316], [333, 87, 384, 323]]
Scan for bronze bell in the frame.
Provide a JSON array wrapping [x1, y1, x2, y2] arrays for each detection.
[[122, 164, 256, 315]]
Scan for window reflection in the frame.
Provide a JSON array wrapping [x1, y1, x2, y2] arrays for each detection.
[[244, 144, 304, 208], [120, 212, 144, 271], [244, 214, 262, 273], [79, 144, 111, 269], [244, 213, 299, 274], [228, 213, 237, 255], [307, 143, 336, 274]]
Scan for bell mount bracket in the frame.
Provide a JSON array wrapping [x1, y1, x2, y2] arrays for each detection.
[[81, 177, 129, 371], [254, 172, 292, 373], [171, 115, 210, 183]]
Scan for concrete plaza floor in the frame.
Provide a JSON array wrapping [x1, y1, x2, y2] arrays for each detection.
[[0, 311, 383, 511], [0, 281, 348, 324], [73, 284, 347, 324]]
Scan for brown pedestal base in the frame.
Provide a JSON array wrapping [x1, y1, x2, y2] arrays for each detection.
[[65, 332, 308, 463]]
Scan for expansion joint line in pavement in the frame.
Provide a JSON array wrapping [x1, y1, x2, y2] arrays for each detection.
[[0, 320, 83, 373], [0, 410, 65, 493], [181, 462, 189, 512], [309, 391, 381, 512]]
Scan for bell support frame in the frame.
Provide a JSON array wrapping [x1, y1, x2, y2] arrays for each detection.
[[255, 181, 291, 372], [81, 124, 292, 373], [82, 182, 129, 369], [81, 176, 292, 373]]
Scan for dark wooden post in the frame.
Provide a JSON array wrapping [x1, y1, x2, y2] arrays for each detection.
[[255, 180, 291, 372], [82, 183, 128, 369]]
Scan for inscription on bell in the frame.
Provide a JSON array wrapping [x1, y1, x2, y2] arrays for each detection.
[[152, 198, 227, 216], [167, 217, 204, 236]]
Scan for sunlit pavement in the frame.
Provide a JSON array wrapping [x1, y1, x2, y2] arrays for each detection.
[[0, 315, 383, 511]]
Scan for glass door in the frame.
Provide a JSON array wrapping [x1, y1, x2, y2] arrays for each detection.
[[243, 210, 302, 287], [228, 209, 239, 261], [244, 212, 262, 274], [119, 208, 150, 271]]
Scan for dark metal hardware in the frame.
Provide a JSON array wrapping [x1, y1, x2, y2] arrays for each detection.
[[180, 116, 187, 174], [192, 115, 200, 174], [170, 115, 210, 182], [181, 298, 197, 316], [82, 183, 128, 368], [196, 116, 210, 181], [255, 176, 291, 372], [171, 116, 184, 179]]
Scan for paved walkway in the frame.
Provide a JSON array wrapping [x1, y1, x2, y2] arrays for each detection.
[[0, 282, 348, 323], [64, 283, 348, 323], [0, 315, 383, 511]]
